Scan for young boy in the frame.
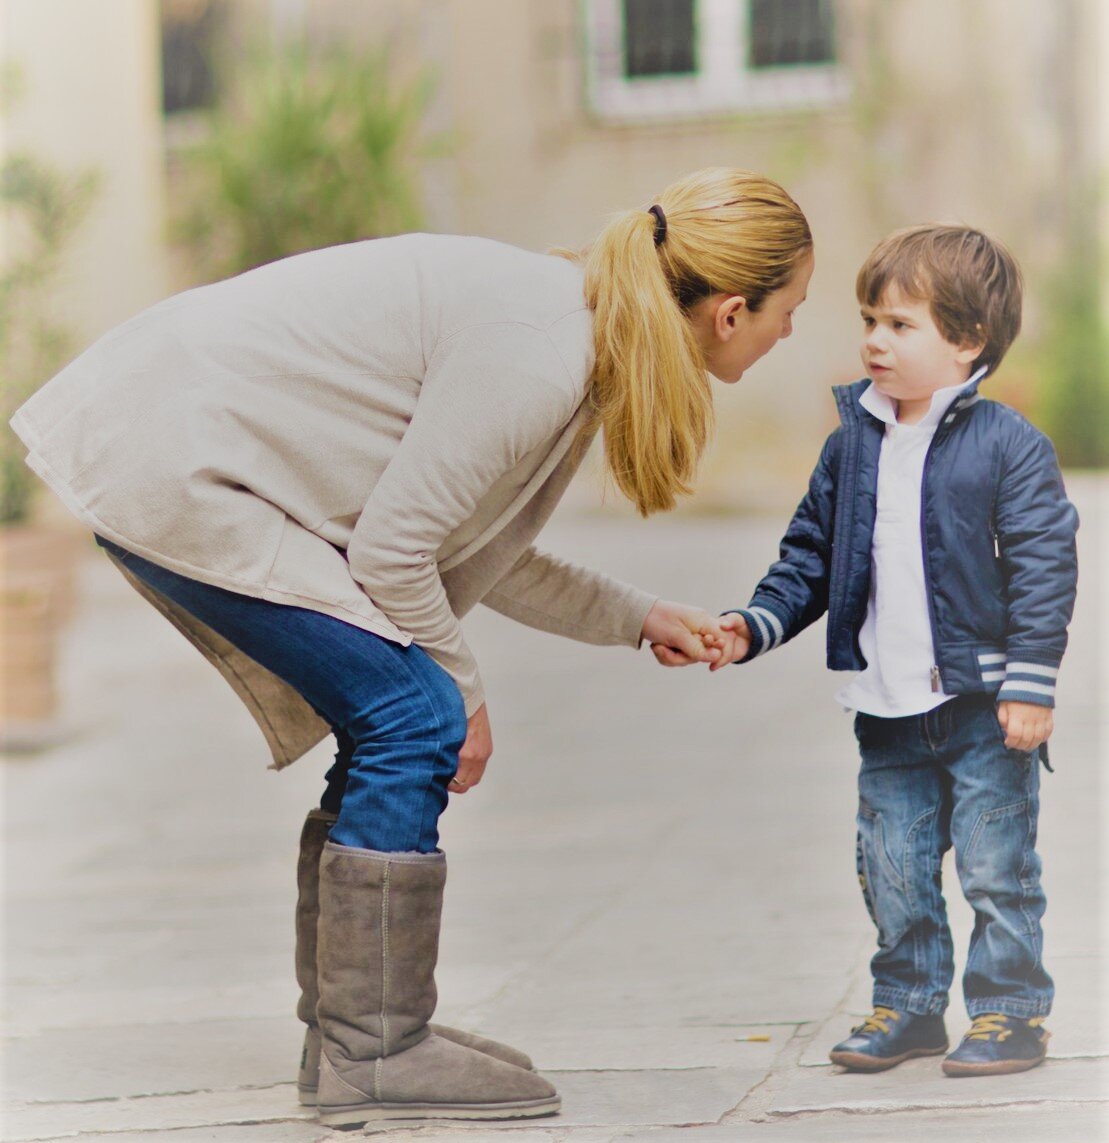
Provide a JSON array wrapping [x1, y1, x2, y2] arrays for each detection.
[[716, 225, 1078, 1076]]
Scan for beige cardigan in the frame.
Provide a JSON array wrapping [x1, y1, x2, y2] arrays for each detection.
[[12, 234, 656, 767]]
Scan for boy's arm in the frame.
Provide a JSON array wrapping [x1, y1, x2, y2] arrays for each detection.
[[993, 425, 1079, 709], [725, 431, 839, 663]]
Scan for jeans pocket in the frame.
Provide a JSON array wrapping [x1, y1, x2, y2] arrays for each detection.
[[857, 801, 906, 894], [857, 803, 913, 948], [961, 798, 1040, 938], [985, 704, 1038, 763], [854, 712, 882, 749]]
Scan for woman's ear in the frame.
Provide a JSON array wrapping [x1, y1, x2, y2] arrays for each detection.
[[715, 295, 748, 341]]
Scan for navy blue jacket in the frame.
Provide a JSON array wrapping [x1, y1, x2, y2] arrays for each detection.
[[730, 378, 1079, 709]]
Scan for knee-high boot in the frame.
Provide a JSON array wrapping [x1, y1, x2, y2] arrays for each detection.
[[294, 810, 535, 1104], [315, 842, 559, 1125]]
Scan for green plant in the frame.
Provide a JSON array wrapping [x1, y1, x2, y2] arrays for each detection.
[[1036, 257, 1109, 468], [173, 40, 447, 279], [0, 73, 99, 525]]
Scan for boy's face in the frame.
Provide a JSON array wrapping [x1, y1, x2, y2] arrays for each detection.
[[859, 284, 982, 420]]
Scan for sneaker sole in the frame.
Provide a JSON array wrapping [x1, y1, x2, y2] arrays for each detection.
[[829, 1044, 948, 1072], [318, 1095, 561, 1126], [942, 1048, 1048, 1077]]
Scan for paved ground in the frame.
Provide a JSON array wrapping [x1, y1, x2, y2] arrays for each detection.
[[2, 475, 1106, 1142]]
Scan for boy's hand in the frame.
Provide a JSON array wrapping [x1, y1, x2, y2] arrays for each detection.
[[997, 700, 1053, 752], [643, 600, 725, 667], [707, 612, 752, 671]]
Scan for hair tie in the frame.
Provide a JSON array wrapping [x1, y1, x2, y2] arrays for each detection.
[[648, 204, 667, 247]]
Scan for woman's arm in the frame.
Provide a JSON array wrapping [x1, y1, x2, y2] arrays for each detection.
[[482, 545, 655, 647], [485, 545, 724, 662]]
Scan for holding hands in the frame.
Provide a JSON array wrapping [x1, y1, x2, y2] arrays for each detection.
[[643, 601, 751, 670]]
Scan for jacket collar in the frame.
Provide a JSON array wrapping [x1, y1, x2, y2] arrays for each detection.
[[833, 365, 988, 428]]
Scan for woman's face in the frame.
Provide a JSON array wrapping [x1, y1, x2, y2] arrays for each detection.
[[697, 251, 814, 384]]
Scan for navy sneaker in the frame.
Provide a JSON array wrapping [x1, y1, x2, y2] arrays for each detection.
[[829, 1006, 948, 1071], [942, 1014, 1050, 1077]]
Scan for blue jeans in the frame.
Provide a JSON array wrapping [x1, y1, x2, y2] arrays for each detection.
[[96, 538, 467, 853], [854, 694, 1052, 1019]]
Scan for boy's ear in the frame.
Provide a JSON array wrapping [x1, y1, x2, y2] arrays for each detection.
[[715, 295, 748, 340], [955, 324, 986, 364]]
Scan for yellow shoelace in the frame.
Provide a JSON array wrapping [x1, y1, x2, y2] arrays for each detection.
[[966, 1013, 1046, 1041], [855, 1006, 901, 1036]]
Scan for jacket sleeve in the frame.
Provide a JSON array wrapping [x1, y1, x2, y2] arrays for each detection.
[[347, 323, 579, 716], [483, 545, 657, 647], [993, 424, 1079, 708], [726, 431, 838, 662]]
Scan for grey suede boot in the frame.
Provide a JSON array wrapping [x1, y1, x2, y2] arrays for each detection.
[[294, 810, 534, 1105], [315, 841, 559, 1125]]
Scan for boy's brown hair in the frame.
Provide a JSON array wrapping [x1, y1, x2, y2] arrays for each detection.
[[856, 225, 1022, 371]]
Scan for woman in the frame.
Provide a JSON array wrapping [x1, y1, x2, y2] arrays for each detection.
[[11, 167, 813, 1125]]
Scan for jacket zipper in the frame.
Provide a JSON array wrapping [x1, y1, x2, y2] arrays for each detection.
[[830, 393, 861, 651], [920, 428, 945, 693]]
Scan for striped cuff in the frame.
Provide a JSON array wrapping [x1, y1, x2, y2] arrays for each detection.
[[725, 604, 787, 663], [979, 652, 1061, 708]]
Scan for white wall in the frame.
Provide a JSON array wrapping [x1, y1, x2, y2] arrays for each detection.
[[2, 0, 169, 351]]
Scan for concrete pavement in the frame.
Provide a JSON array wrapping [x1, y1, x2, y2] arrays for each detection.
[[2, 476, 1106, 1142]]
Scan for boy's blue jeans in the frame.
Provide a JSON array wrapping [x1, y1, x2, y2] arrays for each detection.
[[854, 694, 1052, 1020], [95, 538, 467, 854]]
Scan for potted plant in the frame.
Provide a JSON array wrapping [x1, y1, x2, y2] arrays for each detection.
[[172, 38, 442, 279], [0, 75, 99, 749]]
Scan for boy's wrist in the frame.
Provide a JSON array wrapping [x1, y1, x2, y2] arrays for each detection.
[[720, 606, 773, 663], [732, 604, 786, 662], [995, 650, 1062, 709]]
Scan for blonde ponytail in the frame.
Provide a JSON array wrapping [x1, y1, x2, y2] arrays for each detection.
[[580, 168, 811, 516]]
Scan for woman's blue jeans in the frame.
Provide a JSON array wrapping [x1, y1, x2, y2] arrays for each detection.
[[854, 694, 1052, 1020], [95, 538, 467, 853]]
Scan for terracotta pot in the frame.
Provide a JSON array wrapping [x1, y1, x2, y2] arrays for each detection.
[[0, 523, 82, 749], [0, 523, 82, 625], [0, 574, 57, 727]]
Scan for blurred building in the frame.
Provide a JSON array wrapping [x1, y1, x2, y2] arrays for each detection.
[[1, 0, 169, 347], [3, 0, 1105, 506]]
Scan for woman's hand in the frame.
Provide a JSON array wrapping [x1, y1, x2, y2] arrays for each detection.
[[643, 600, 725, 667], [450, 703, 492, 794]]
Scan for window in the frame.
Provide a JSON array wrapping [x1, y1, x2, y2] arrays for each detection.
[[584, 0, 847, 123], [748, 0, 836, 68], [623, 0, 697, 76], [161, 0, 225, 116]]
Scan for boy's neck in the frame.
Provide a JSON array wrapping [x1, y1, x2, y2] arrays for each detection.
[[894, 369, 979, 425], [895, 399, 930, 425]]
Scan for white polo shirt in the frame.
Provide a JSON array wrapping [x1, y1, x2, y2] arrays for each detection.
[[835, 369, 986, 718]]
